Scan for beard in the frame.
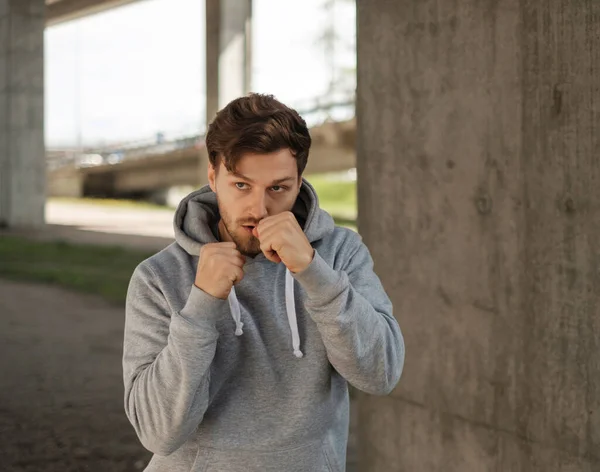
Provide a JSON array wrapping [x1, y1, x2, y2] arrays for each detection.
[[217, 201, 262, 258]]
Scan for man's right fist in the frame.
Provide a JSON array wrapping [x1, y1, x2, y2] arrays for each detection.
[[195, 242, 245, 300]]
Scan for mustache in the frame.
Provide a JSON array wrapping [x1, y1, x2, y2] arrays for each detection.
[[237, 219, 261, 226]]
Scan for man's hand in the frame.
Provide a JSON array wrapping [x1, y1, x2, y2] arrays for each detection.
[[252, 212, 314, 273], [195, 242, 245, 299]]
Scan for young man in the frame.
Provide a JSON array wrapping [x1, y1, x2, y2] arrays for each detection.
[[123, 94, 404, 472]]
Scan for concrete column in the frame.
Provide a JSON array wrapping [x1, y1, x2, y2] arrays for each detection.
[[205, 0, 252, 122], [0, 0, 45, 228], [357, 1, 600, 470], [203, 0, 251, 185]]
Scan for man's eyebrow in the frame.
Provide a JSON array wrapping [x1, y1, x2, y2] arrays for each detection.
[[230, 171, 255, 183], [271, 177, 296, 185], [230, 172, 296, 185]]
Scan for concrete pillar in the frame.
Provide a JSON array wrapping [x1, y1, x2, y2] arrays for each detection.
[[203, 0, 251, 185], [205, 0, 252, 121], [357, 1, 600, 470], [0, 0, 45, 228]]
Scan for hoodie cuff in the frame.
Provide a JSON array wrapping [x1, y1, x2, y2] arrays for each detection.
[[171, 285, 229, 336], [291, 250, 345, 303]]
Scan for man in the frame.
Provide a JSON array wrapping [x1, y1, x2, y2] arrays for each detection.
[[123, 93, 404, 472]]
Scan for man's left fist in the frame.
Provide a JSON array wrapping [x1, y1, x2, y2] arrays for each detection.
[[252, 212, 314, 273]]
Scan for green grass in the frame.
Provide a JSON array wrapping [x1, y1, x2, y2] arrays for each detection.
[[0, 236, 152, 305], [306, 173, 357, 220]]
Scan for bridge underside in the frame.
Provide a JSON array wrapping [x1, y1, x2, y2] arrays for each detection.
[[46, 0, 143, 26]]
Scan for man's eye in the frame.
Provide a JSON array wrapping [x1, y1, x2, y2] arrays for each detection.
[[271, 186, 285, 192], [235, 182, 248, 189]]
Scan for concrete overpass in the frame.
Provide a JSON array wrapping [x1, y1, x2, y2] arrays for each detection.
[[47, 118, 357, 201]]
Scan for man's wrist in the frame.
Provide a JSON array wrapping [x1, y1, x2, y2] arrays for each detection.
[[292, 248, 315, 274], [178, 285, 228, 326], [291, 250, 344, 301]]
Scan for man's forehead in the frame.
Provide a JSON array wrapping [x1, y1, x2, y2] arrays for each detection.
[[219, 156, 297, 181]]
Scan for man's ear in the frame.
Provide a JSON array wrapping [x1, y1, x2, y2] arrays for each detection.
[[208, 163, 217, 193]]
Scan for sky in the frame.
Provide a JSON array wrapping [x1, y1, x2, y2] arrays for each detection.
[[44, 0, 356, 148]]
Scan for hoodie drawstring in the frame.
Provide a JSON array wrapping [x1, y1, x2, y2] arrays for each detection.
[[228, 287, 244, 336], [285, 269, 304, 358], [227, 269, 303, 358]]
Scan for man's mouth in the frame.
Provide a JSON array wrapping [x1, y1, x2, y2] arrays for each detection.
[[241, 224, 256, 234]]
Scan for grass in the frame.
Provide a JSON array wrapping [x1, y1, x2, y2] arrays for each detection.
[[305, 173, 357, 220], [0, 236, 152, 305]]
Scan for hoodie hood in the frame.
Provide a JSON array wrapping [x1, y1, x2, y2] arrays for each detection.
[[173, 178, 335, 256]]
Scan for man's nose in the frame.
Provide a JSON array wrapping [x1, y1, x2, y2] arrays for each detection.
[[248, 191, 268, 219]]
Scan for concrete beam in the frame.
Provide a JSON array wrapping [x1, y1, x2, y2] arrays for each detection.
[[0, 0, 46, 227], [45, 0, 143, 27], [47, 165, 83, 197]]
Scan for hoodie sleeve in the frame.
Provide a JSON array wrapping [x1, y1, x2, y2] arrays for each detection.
[[292, 231, 405, 395], [123, 262, 229, 456]]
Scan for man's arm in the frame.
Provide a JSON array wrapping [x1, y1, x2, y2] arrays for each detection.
[[123, 262, 229, 456], [292, 231, 405, 395]]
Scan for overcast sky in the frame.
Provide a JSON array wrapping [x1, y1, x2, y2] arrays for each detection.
[[44, 0, 355, 147]]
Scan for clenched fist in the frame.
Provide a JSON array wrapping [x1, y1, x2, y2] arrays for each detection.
[[252, 212, 315, 273], [195, 242, 245, 300]]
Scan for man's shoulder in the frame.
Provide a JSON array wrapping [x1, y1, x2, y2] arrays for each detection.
[[133, 242, 189, 280], [327, 225, 363, 247], [316, 225, 365, 267]]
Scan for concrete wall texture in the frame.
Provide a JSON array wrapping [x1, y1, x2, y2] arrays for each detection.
[[0, 0, 45, 227], [357, 1, 600, 471]]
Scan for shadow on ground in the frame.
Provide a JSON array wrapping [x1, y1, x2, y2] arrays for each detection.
[[0, 279, 152, 472]]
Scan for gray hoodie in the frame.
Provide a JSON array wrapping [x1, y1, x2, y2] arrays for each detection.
[[123, 180, 404, 472]]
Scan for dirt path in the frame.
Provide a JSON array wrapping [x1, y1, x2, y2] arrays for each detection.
[[0, 279, 358, 471], [0, 280, 151, 472]]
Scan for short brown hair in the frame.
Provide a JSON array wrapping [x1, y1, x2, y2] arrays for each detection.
[[205, 93, 311, 176]]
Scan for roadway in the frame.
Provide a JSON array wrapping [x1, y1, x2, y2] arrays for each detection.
[[46, 201, 175, 239]]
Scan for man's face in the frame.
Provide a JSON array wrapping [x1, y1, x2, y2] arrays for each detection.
[[208, 148, 302, 257]]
